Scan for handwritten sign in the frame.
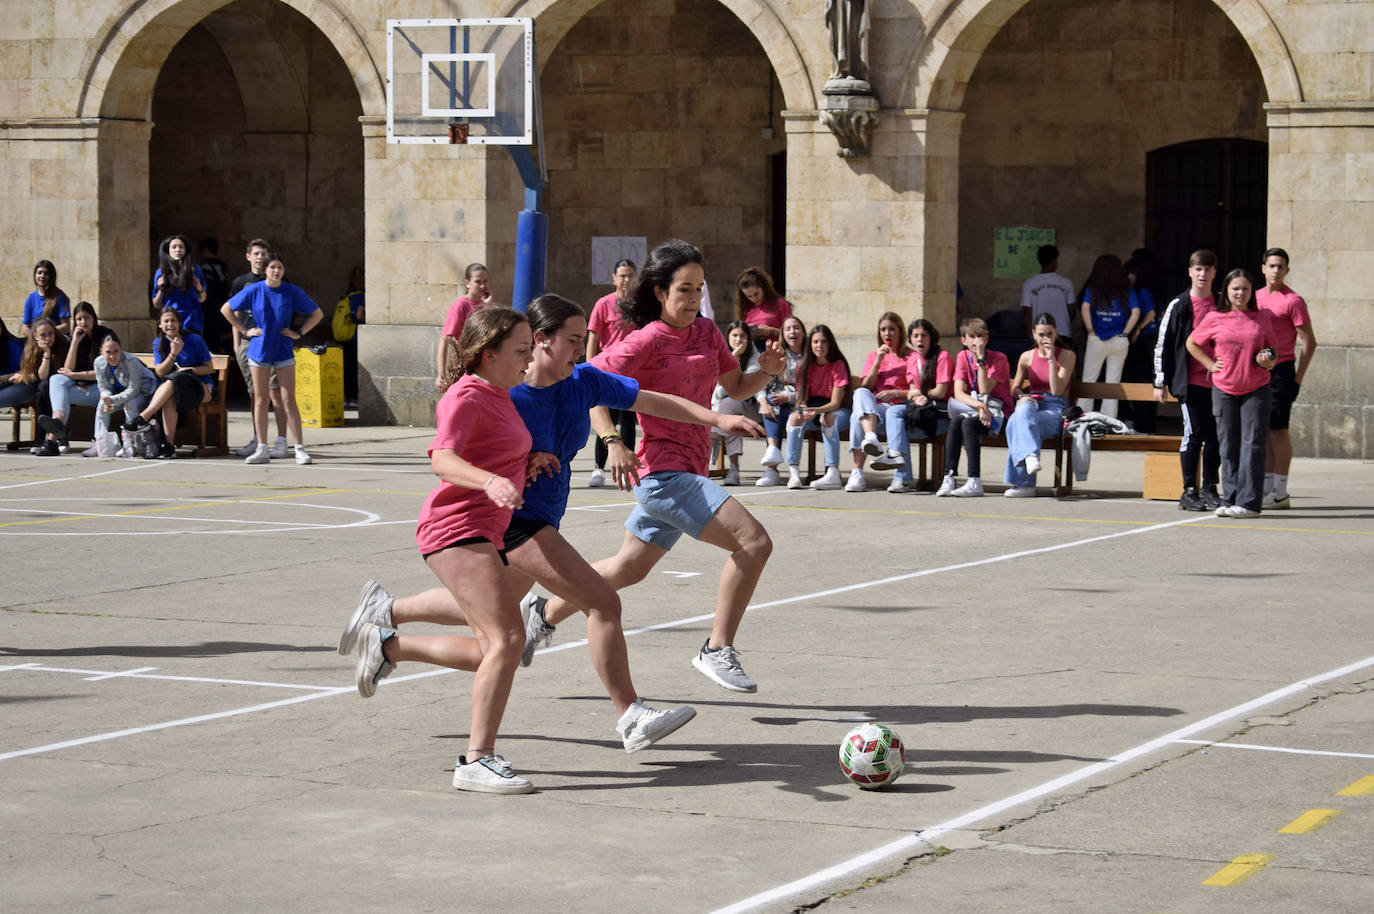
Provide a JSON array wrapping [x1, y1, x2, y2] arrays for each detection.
[[591, 236, 647, 285], [994, 226, 1055, 280]]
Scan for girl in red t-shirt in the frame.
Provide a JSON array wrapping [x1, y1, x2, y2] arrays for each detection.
[[734, 266, 792, 347]]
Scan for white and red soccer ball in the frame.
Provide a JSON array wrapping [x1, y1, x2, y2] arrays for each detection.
[[838, 722, 905, 789]]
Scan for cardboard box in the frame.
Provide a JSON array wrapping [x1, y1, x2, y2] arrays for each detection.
[[1143, 451, 1182, 501]]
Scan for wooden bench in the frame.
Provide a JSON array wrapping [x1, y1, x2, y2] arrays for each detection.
[[131, 353, 232, 458]]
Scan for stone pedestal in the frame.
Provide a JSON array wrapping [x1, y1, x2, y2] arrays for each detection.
[[820, 82, 879, 158]]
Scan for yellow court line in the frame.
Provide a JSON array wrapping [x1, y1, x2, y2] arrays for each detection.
[[1278, 808, 1342, 834], [1337, 774, 1374, 796], [1203, 853, 1276, 887]]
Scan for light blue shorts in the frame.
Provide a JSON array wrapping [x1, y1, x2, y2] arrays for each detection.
[[625, 470, 730, 551], [248, 356, 295, 369]]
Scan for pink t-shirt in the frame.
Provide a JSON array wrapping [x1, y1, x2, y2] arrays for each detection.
[[803, 359, 850, 401], [590, 317, 739, 476], [1190, 309, 1277, 396], [1254, 286, 1311, 364], [953, 349, 1012, 406], [1187, 296, 1218, 388], [415, 373, 532, 554], [743, 297, 792, 332], [860, 350, 910, 393], [588, 293, 633, 351], [906, 349, 954, 394], [441, 297, 482, 339]]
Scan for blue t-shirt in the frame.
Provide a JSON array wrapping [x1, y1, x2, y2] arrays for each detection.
[[1082, 287, 1141, 340], [226, 281, 319, 363], [22, 290, 71, 326], [152, 265, 206, 334], [509, 363, 639, 526], [1134, 288, 1159, 336], [3, 337, 23, 374], [153, 332, 215, 392]]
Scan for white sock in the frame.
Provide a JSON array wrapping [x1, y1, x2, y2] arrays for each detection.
[[1275, 474, 1288, 498], [1263, 472, 1275, 495]]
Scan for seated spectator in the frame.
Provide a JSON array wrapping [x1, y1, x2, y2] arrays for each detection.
[[884, 318, 953, 493], [39, 302, 119, 456], [937, 318, 1013, 497], [711, 320, 761, 485], [755, 316, 806, 487], [1003, 313, 1076, 497], [784, 324, 850, 490], [125, 308, 215, 459], [734, 266, 792, 348], [92, 337, 158, 453], [0, 316, 27, 403], [1, 319, 69, 455], [846, 311, 911, 492]]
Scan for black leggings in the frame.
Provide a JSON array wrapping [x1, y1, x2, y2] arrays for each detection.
[[945, 412, 985, 477]]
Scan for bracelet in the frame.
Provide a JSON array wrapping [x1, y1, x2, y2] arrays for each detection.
[[600, 434, 622, 446], [483, 474, 497, 490]]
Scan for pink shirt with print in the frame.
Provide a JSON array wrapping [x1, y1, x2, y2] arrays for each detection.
[[743, 298, 792, 333], [861, 350, 910, 393], [590, 316, 739, 476], [588, 293, 634, 351], [415, 373, 532, 554], [1190, 309, 1277, 397], [1255, 286, 1311, 364], [441, 297, 482, 339], [803, 359, 850, 401]]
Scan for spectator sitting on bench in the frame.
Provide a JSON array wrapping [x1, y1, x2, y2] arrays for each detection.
[[887, 318, 953, 493], [39, 301, 119, 457], [711, 320, 761, 486], [1003, 312, 1075, 497], [785, 323, 850, 490], [93, 337, 158, 451], [846, 311, 911, 492], [755, 315, 806, 487], [4, 319, 69, 455], [126, 308, 215, 459], [937, 317, 1012, 498]]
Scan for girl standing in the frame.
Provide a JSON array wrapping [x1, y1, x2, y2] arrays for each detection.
[[22, 261, 71, 336], [436, 263, 494, 391], [755, 315, 806, 487], [1003, 313, 1076, 497], [1077, 254, 1141, 418], [785, 324, 851, 490], [151, 235, 207, 335], [586, 258, 639, 487]]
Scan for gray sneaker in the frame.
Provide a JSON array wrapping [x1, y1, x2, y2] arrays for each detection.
[[617, 700, 697, 753], [339, 580, 394, 655], [692, 640, 757, 693], [452, 754, 534, 794], [520, 591, 555, 667], [355, 623, 395, 698]]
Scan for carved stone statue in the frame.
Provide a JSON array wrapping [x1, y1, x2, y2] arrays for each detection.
[[821, 0, 877, 156], [825, 0, 870, 85]]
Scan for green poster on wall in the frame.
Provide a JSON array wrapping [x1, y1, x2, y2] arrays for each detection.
[[994, 226, 1055, 279]]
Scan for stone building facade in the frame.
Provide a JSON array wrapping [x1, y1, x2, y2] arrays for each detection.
[[2, 0, 1370, 455]]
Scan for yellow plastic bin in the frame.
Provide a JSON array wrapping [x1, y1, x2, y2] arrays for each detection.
[[296, 345, 344, 428]]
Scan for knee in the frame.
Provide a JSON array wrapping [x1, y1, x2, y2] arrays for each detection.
[[736, 523, 773, 564], [584, 588, 624, 624]]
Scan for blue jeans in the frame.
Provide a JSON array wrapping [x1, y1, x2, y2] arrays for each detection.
[[0, 380, 38, 409], [850, 389, 911, 482], [762, 401, 794, 441], [48, 374, 102, 416], [1004, 395, 1065, 487], [785, 415, 841, 468]]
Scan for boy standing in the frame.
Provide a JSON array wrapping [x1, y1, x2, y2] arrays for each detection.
[[1255, 248, 1317, 508], [1153, 249, 1221, 511], [1020, 244, 1076, 343]]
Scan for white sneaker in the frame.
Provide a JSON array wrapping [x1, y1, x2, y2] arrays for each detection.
[[81, 444, 99, 458], [234, 437, 259, 458], [786, 466, 803, 489], [269, 436, 289, 459], [844, 468, 867, 492], [886, 479, 911, 493], [860, 432, 882, 456], [936, 472, 957, 496], [588, 467, 605, 488], [1215, 504, 1260, 518], [1024, 453, 1042, 475], [452, 754, 534, 794], [811, 466, 842, 490], [339, 580, 394, 655], [354, 623, 395, 698], [722, 466, 740, 486], [520, 591, 555, 668], [617, 700, 697, 753], [244, 444, 270, 465], [759, 444, 784, 467], [1004, 485, 1036, 498], [871, 449, 905, 471], [692, 640, 757, 692], [952, 477, 985, 497], [294, 446, 312, 465], [755, 466, 780, 487], [1268, 493, 1291, 509]]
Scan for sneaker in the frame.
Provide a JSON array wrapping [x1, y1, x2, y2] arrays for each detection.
[[37, 415, 69, 449], [1024, 453, 1042, 475], [952, 477, 985, 497], [269, 436, 289, 459], [935, 472, 957, 497], [294, 446, 312, 465], [452, 754, 534, 795], [1178, 489, 1206, 512], [811, 466, 842, 490], [1266, 493, 1291, 509], [1200, 486, 1223, 510], [722, 466, 740, 486], [886, 479, 911, 493], [339, 580, 394, 655], [692, 640, 757, 692], [755, 466, 780, 487], [588, 467, 606, 488], [759, 444, 784, 468], [844, 468, 867, 492], [1004, 485, 1036, 498], [34, 439, 60, 457], [81, 444, 99, 458], [617, 700, 697, 753], [871, 450, 905, 471], [1215, 504, 1260, 518], [245, 444, 270, 465], [156, 442, 177, 459], [860, 431, 882, 456], [235, 437, 259, 458], [354, 622, 395, 698], [520, 591, 555, 667], [125, 415, 148, 431], [786, 466, 803, 489]]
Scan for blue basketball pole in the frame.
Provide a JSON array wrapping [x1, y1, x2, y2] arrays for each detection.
[[507, 124, 546, 313]]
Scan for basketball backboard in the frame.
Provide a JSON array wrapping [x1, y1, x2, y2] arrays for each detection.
[[386, 18, 533, 145]]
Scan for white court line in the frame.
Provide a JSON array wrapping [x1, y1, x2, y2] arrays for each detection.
[[7, 664, 341, 692], [0, 461, 159, 491], [710, 652, 1374, 914], [82, 666, 158, 681], [1172, 739, 1374, 760]]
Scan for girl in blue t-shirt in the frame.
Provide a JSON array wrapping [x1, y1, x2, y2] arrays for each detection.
[[125, 308, 215, 458], [1077, 253, 1141, 419], [22, 260, 71, 336], [336, 293, 762, 754], [151, 235, 207, 335]]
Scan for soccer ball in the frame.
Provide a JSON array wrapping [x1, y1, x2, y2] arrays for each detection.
[[838, 722, 905, 789]]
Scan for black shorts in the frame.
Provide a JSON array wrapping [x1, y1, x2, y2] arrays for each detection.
[[502, 515, 552, 553], [169, 370, 206, 414], [1268, 361, 1300, 430], [422, 535, 508, 564]]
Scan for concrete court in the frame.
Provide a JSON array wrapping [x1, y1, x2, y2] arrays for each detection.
[[1, 414, 1371, 913]]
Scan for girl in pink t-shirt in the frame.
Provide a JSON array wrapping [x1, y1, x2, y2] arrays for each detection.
[[436, 263, 494, 391], [1186, 269, 1278, 517], [846, 311, 911, 492], [586, 258, 639, 487], [785, 324, 851, 489], [542, 240, 781, 694], [348, 307, 541, 794], [734, 266, 792, 347]]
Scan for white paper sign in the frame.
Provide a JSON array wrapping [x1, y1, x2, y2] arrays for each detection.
[[591, 236, 647, 285]]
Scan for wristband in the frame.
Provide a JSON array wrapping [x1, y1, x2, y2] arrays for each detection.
[[601, 434, 622, 446]]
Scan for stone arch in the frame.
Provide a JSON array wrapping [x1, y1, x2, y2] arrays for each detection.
[[900, 0, 1301, 111], [502, 0, 816, 110], [76, 0, 384, 121]]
